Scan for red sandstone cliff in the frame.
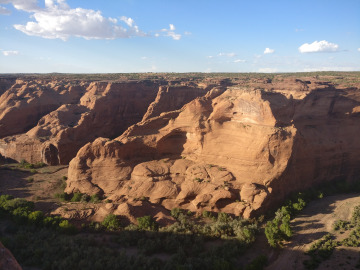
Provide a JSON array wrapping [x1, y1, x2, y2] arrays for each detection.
[[65, 82, 360, 218], [1, 74, 359, 219], [0, 79, 208, 165]]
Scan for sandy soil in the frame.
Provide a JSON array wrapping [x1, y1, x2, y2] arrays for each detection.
[[266, 193, 360, 270], [0, 164, 68, 213]]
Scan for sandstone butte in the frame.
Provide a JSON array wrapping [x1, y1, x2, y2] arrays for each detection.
[[0, 74, 360, 221]]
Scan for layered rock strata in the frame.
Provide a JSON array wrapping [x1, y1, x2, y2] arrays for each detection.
[[0, 80, 208, 164], [66, 84, 360, 218]]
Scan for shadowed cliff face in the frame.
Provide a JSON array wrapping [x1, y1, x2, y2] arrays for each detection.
[[0, 79, 209, 165], [65, 82, 360, 218], [0, 79, 87, 138]]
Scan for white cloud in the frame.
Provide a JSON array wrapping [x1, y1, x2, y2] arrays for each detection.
[[207, 55, 214, 59], [0, 5, 11, 14], [233, 59, 246, 63], [120, 16, 133, 27], [358, 48, 360, 52], [2, 50, 19, 56], [5, 0, 180, 41], [158, 24, 181, 40], [218, 52, 236, 57], [163, 24, 181, 40], [258, 68, 277, 73], [299, 40, 339, 53], [264, 48, 275, 54], [184, 31, 191, 35], [0, 0, 39, 12]]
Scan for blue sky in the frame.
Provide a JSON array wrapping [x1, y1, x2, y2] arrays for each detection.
[[0, 0, 359, 73]]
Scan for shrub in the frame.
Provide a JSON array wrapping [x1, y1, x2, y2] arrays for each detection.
[[89, 194, 101, 203], [170, 208, 182, 219], [265, 219, 281, 248], [304, 234, 339, 269], [43, 216, 62, 227], [2, 198, 34, 212], [137, 216, 158, 231], [333, 220, 350, 231], [102, 214, 122, 231], [12, 207, 31, 223], [351, 205, 360, 225], [70, 192, 83, 202], [58, 220, 77, 234], [28, 211, 44, 224], [342, 227, 360, 247], [217, 212, 231, 223], [54, 192, 70, 201]]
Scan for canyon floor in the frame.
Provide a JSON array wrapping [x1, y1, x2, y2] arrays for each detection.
[[1, 164, 359, 269]]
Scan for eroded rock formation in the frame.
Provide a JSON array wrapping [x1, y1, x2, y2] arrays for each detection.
[[66, 80, 360, 218], [1, 73, 359, 219], [0, 79, 208, 165]]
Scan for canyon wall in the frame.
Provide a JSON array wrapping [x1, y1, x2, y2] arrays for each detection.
[[0, 78, 208, 165], [66, 81, 360, 217], [1, 74, 359, 218]]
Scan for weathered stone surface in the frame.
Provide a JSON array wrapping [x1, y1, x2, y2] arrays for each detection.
[[0, 81, 208, 165], [1, 74, 360, 220], [0, 241, 22, 270], [67, 82, 360, 217]]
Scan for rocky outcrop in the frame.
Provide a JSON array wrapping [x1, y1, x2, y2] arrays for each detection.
[[1, 74, 359, 219], [142, 85, 208, 121], [0, 80, 209, 165], [66, 83, 360, 218], [0, 79, 86, 138], [0, 242, 22, 270]]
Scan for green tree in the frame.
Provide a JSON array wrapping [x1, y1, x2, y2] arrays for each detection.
[[137, 215, 158, 231], [102, 214, 122, 231]]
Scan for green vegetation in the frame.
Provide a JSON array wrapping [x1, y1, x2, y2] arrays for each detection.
[[303, 234, 339, 270], [101, 214, 122, 231], [18, 160, 46, 169], [303, 204, 360, 269], [55, 191, 102, 203], [0, 194, 76, 233], [137, 216, 158, 231], [265, 178, 360, 248], [0, 194, 264, 270]]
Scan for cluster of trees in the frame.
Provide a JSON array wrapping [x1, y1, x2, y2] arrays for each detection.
[[0, 194, 76, 233], [0, 193, 267, 270], [55, 191, 102, 203], [3, 176, 360, 269], [265, 179, 360, 248], [264, 194, 307, 247]]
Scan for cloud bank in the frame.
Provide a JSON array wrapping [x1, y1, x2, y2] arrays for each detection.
[[299, 40, 339, 53], [1, 0, 182, 40]]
